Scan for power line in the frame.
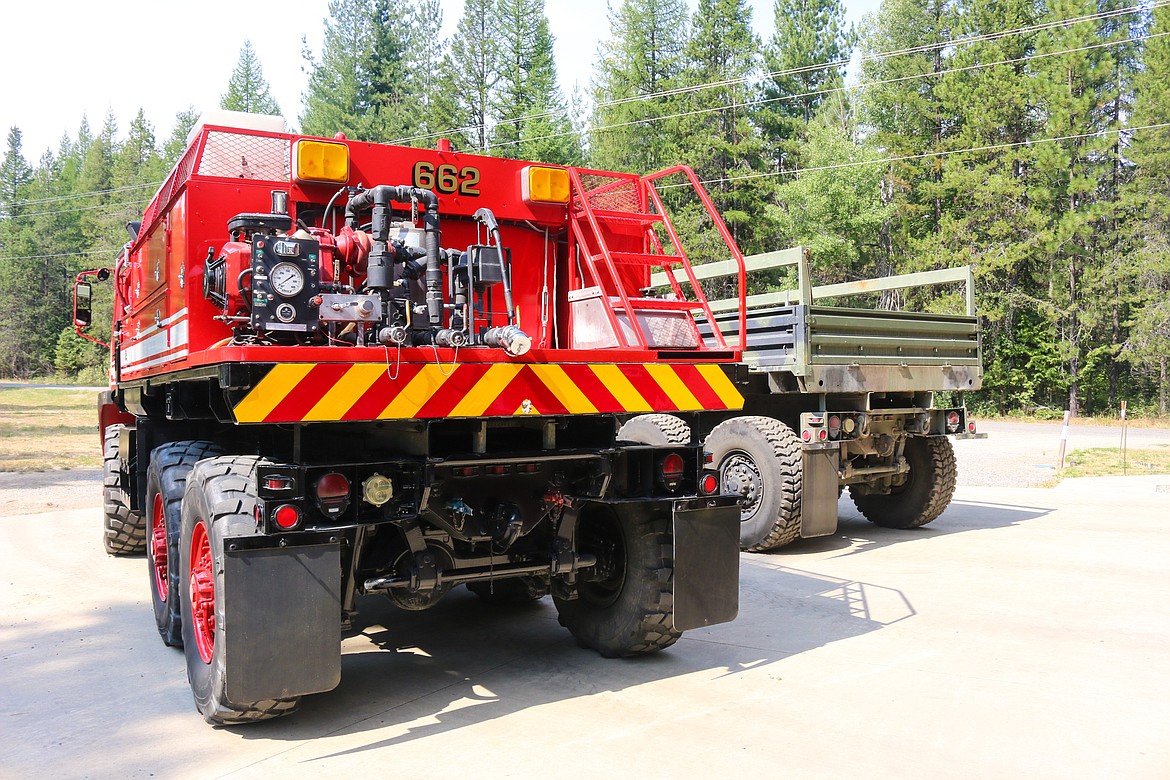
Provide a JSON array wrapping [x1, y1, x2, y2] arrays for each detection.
[[390, 0, 1164, 148], [0, 248, 122, 262], [11, 181, 161, 208], [5, 198, 149, 221], [477, 30, 1165, 155], [683, 121, 1170, 187]]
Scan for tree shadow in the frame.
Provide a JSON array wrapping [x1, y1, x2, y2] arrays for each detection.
[[228, 558, 913, 758], [756, 496, 1054, 558]]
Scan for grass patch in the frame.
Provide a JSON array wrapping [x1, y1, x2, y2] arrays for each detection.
[[0, 387, 101, 471], [1060, 446, 1170, 479]]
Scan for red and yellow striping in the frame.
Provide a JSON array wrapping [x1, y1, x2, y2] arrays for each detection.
[[232, 362, 743, 424]]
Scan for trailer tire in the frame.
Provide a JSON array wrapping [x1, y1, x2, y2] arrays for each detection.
[[553, 504, 680, 658], [180, 456, 300, 725], [103, 424, 145, 556], [850, 437, 957, 529], [147, 441, 224, 648], [705, 416, 802, 551], [616, 414, 691, 445]]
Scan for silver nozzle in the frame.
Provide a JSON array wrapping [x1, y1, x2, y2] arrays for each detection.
[[483, 325, 531, 357]]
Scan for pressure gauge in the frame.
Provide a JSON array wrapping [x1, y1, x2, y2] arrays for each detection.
[[270, 262, 305, 297]]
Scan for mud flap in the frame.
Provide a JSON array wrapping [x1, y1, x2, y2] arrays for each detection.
[[672, 496, 740, 631], [223, 537, 342, 702], [801, 443, 840, 537]]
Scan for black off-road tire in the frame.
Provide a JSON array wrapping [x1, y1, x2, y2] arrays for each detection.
[[850, 437, 957, 529], [616, 414, 691, 445], [553, 504, 680, 658], [103, 424, 145, 556], [180, 456, 300, 725], [147, 441, 224, 648], [705, 415, 802, 551]]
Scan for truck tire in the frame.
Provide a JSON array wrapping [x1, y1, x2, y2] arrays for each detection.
[[705, 415, 802, 551], [616, 414, 690, 445], [553, 505, 680, 658], [103, 424, 145, 556], [180, 456, 300, 725], [850, 436, 957, 529], [147, 441, 224, 648]]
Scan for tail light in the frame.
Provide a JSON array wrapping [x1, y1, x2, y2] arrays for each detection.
[[659, 452, 685, 491], [946, 411, 961, 433], [701, 473, 719, 495], [315, 472, 350, 516], [827, 415, 841, 439], [968, 421, 977, 434], [273, 504, 302, 530]]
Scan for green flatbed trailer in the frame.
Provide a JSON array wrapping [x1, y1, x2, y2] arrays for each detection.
[[621, 247, 986, 551]]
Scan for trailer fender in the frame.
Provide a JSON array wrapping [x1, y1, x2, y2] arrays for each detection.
[[221, 534, 342, 702], [672, 495, 740, 631]]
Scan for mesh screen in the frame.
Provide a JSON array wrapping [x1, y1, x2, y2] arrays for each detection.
[[577, 173, 641, 213], [141, 137, 199, 230], [197, 132, 290, 181]]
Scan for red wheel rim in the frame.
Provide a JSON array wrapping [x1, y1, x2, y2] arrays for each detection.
[[149, 494, 168, 601], [189, 520, 215, 664]]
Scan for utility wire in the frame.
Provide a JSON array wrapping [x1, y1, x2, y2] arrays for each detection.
[[10, 181, 161, 208], [477, 30, 1166, 154], [677, 121, 1170, 187], [389, 0, 1165, 148]]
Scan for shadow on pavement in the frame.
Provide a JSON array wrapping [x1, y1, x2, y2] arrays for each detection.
[[226, 559, 905, 755], [759, 497, 1054, 558]]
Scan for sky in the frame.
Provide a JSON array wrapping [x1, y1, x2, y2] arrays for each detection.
[[0, 0, 881, 162]]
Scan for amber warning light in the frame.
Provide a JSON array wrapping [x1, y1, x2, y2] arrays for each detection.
[[295, 139, 350, 184], [521, 166, 570, 204]]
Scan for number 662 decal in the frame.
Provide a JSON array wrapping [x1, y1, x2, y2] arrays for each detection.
[[412, 161, 481, 196]]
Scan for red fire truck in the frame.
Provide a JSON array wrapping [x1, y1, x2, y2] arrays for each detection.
[[76, 111, 746, 724]]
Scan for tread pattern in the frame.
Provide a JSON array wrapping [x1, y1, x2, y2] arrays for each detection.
[[707, 415, 803, 552], [851, 437, 957, 529], [616, 413, 691, 445], [149, 440, 225, 647], [184, 456, 301, 725], [103, 425, 145, 555]]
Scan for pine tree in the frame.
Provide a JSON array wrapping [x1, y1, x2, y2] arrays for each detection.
[[1120, 4, 1170, 412], [220, 40, 282, 116], [590, 0, 690, 172], [1031, 0, 1132, 415], [162, 107, 200, 167], [672, 0, 771, 254], [408, 0, 447, 146], [916, 0, 1048, 410], [360, 0, 417, 141], [433, 0, 499, 151], [302, 0, 375, 139], [0, 127, 46, 375], [758, 0, 855, 171]]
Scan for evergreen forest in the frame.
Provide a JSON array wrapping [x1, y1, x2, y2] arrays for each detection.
[[0, 0, 1167, 417]]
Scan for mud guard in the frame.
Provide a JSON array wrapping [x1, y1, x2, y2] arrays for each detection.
[[222, 536, 342, 702], [672, 495, 740, 631]]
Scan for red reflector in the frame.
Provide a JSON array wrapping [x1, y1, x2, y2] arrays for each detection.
[[701, 474, 719, 495], [454, 466, 479, 477], [315, 472, 349, 499], [273, 504, 300, 530], [807, 415, 824, 426], [486, 464, 511, 475], [265, 475, 293, 490], [818, 429, 827, 441], [969, 421, 977, 433], [704, 451, 714, 465], [802, 430, 812, 442], [662, 453, 685, 480], [519, 463, 540, 474]]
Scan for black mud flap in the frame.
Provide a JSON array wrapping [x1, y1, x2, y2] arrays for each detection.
[[223, 537, 342, 702], [672, 496, 740, 631], [801, 443, 841, 538]]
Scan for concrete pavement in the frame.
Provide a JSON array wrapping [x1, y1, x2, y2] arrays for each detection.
[[2, 482, 1168, 779]]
